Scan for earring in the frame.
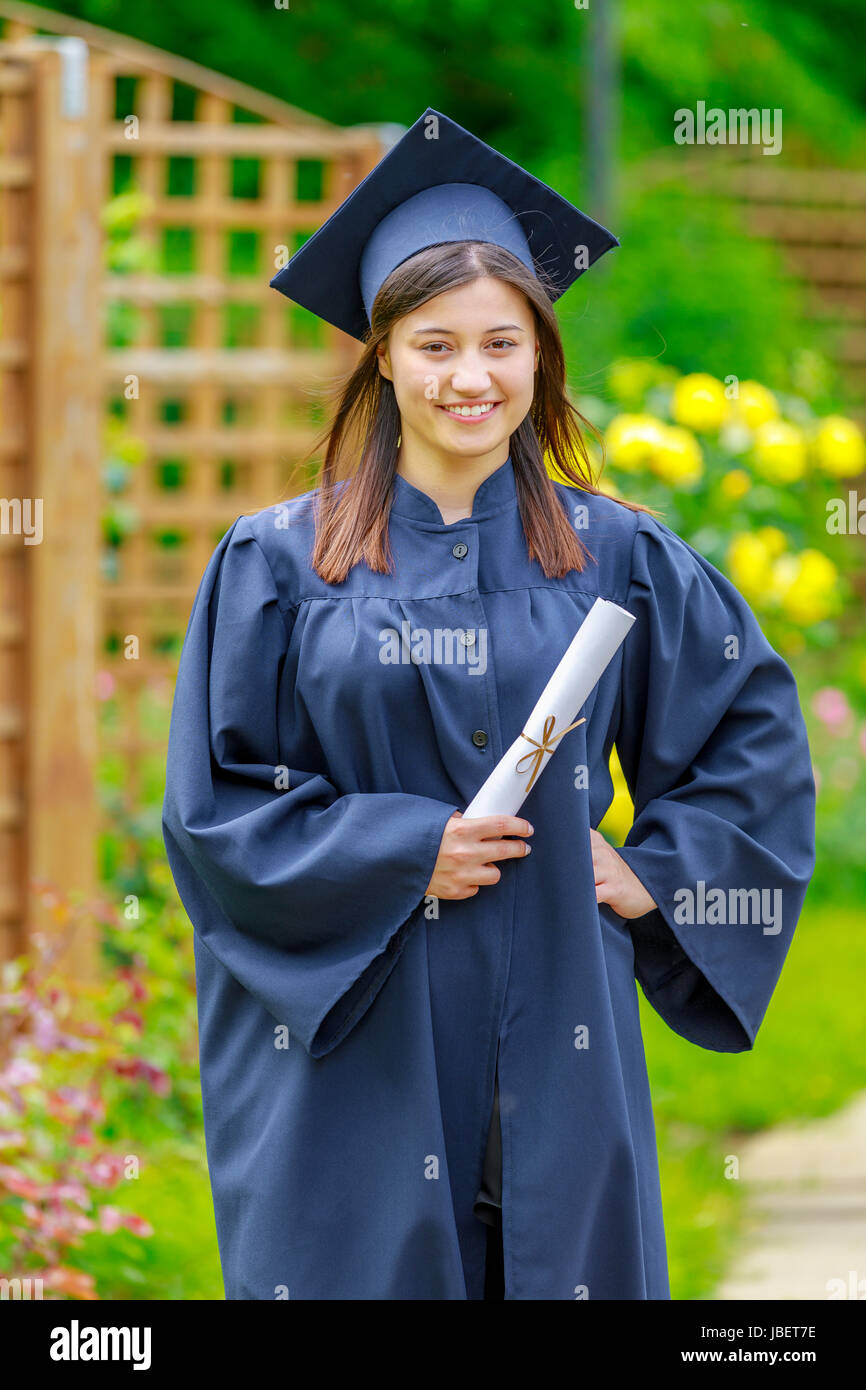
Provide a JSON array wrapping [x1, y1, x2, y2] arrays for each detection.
[[397, 434, 402, 447]]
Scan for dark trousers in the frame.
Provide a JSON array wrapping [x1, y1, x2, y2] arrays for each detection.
[[482, 1207, 504, 1299]]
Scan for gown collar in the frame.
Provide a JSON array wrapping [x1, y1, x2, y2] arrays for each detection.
[[389, 455, 518, 525]]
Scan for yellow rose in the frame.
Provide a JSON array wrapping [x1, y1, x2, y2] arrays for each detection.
[[649, 425, 704, 486], [604, 414, 666, 472], [752, 421, 806, 484], [671, 373, 729, 432], [813, 416, 866, 478], [720, 468, 751, 500], [769, 549, 840, 625], [598, 746, 634, 846], [730, 380, 779, 429], [755, 525, 787, 558], [727, 532, 775, 598]]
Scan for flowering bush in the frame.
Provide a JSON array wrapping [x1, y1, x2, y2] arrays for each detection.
[[586, 361, 865, 876], [574, 361, 864, 658], [0, 879, 198, 1299]]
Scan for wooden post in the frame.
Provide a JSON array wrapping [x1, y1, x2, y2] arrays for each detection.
[[24, 39, 101, 979]]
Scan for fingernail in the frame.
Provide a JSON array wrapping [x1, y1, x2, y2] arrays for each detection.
[[527, 824, 534, 835], [524, 843, 532, 854]]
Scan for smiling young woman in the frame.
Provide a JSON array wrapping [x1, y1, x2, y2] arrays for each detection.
[[305, 237, 649, 584], [162, 108, 816, 1302]]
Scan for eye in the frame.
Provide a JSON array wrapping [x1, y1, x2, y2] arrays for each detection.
[[419, 342, 451, 354], [487, 339, 518, 351]]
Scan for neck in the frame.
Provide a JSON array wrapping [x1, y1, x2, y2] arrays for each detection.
[[395, 441, 510, 523]]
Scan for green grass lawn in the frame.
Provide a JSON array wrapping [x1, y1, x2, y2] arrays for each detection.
[[644, 895, 866, 1298]]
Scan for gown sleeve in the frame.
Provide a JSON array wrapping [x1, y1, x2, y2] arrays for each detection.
[[612, 510, 817, 1052], [161, 515, 460, 1059]]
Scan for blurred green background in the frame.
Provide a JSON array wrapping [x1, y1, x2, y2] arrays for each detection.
[[1, 0, 864, 1301]]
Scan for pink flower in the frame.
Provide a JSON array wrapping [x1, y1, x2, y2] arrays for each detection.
[[98, 1204, 124, 1234], [860, 724, 866, 758], [112, 1009, 144, 1032], [0, 1166, 45, 1200], [50, 1180, 91, 1209], [95, 670, 116, 700], [812, 687, 853, 733], [1, 1059, 41, 1088], [33, 1008, 60, 1051], [121, 1211, 153, 1237], [86, 1153, 127, 1188]]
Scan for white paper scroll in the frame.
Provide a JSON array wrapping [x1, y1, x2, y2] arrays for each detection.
[[462, 597, 636, 819]]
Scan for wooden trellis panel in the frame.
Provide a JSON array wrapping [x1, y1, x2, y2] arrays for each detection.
[[0, 49, 33, 963], [93, 70, 381, 874], [0, 4, 383, 967]]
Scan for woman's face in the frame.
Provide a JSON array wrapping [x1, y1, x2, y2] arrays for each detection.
[[376, 275, 538, 467]]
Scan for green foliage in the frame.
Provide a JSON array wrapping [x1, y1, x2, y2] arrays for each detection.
[[559, 178, 834, 398], [54, 0, 866, 171]]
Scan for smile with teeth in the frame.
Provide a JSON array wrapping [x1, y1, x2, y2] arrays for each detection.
[[439, 401, 501, 419]]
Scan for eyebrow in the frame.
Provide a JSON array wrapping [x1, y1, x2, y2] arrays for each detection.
[[408, 323, 527, 336]]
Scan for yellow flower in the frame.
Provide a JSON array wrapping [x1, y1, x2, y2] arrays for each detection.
[[607, 359, 679, 409], [730, 380, 779, 429], [720, 468, 751, 501], [671, 373, 729, 432], [598, 745, 634, 846], [752, 420, 806, 484], [727, 531, 776, 598], [649, 425, 704, 486], [604, 414, 666, 472], [813, 415, 866, 478], [769, 549, 840, 625], [755, 525, 787, 558]]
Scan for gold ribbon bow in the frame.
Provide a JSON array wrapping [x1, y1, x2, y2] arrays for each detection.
[[515, 713, 586, 795]]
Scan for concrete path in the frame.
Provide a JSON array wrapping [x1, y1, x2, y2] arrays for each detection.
[[715, 1091, 866, 1300]]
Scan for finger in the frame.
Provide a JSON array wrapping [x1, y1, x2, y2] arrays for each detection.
[[475, 838, 533, 862], [470, 815, 534, 841]]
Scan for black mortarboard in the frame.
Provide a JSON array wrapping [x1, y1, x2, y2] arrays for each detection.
[[269, 107, 619, 341]]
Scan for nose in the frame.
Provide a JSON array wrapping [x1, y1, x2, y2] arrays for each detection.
[[449, 352, 494, 395]]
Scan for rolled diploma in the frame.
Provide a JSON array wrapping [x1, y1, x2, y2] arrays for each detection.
[[462, 597, 636, 819]]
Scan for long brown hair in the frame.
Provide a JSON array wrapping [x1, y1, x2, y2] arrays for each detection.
[[282, 240, 654, 584]]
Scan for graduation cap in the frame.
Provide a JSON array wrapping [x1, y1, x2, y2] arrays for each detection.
[[269, 107, 619, 341]]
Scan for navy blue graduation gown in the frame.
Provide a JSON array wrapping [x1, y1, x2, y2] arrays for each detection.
[[161, 456, 816, 1300]]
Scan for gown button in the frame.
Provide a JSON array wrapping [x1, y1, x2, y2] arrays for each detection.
[[472, 729, 489, 748], [452, 542, 469, 559]]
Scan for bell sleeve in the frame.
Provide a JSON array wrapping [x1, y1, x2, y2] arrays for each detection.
[[161, 515, 460, 1059], [612, 511, 817, 1052]]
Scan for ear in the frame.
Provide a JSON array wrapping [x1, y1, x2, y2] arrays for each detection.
[[376, 343, 393, 382]]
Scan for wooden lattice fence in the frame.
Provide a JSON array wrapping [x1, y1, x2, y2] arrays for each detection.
[[0, 3, 381, 971]]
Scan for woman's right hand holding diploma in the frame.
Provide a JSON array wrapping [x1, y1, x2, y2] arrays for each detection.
[[426, 810, 534, 900]]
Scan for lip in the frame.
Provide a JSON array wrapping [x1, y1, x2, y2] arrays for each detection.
[[437, 401, 503, 423]]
